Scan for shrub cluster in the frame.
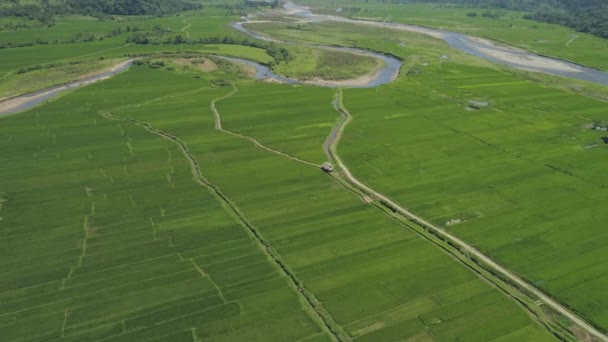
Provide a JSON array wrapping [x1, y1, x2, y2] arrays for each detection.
[[126, 33, 292, 65]]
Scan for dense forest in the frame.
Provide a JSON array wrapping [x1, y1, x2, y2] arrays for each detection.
[[459, 0, 608, 39], [376, 0, 608, 39], [0, 0, 282, 23], [64, 0, 201, 16], [0, 0, 201, 23], [1, 0, 606, 39], [523, 1, 608, 39]]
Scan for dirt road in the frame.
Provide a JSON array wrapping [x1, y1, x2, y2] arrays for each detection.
[[325, 89, 608, 342]]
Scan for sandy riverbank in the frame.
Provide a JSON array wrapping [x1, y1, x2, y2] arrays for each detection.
[[0, 59, 134, 117]]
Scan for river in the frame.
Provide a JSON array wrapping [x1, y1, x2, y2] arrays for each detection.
[[282, 1, 608, 86], [231, 21, 402, 88], [0, 60, 134, 117], [3, 3, 608, 117]]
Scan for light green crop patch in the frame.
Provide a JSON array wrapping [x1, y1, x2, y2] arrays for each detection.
[[0, 193, 6, 221], [296, 122, 335, 130]]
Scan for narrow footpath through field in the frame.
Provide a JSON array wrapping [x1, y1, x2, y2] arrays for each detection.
[[99, 108, 348, 341], [181, 20, 191, 38], [566, 35, 580, 47], [324, 89, 608, 342], [211, 83, 321, 168]]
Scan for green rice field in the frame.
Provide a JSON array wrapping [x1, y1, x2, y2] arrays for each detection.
[[0, 65, 555, 341], [2, 0, 608, 341], [338, 62, 608, 330]]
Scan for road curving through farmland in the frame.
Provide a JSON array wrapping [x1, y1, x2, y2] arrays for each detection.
[[0, 2, 606, 340], [99, 110, 347, 341], [324, 89, 608, 342]]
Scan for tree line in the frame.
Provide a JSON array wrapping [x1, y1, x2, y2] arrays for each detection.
[[523, 2, 608, 39], [0, 0, 201, 24], [0, 25, 144, 49], [368, 0, 608, 39], [126, 32, 292, 65], [0, 0, 282, 22]]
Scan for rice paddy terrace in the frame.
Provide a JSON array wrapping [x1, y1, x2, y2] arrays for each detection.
[[2, 1, 608, 341]]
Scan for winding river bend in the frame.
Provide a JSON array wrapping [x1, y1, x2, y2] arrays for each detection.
[[231, 21, 402, 88], [282, 1, 608, 86], [3, 1, 608, 117], [0, 60, 134, 117]]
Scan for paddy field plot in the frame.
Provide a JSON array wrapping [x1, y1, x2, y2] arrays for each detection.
[[0, 66, 554, 341], [0, 8, 243, 47], [0, 41, 274, 100], [0, 8, 273, 99], [0, 69, 328, 342], [121, 73, 553, 341], [4, 2, 605, 338], [339, 61, 608, 330], [214, 82, 336, 163], [0, 57, 129, 100]]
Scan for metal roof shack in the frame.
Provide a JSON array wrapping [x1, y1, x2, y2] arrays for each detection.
[[468, 100, 489, 109], [321, 162, 334, 173]]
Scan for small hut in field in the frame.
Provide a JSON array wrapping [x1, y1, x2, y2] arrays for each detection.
[[321, 162, 334, 173], [468, 100, 489, 110]]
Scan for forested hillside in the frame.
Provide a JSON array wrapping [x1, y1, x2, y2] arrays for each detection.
[[523, 1, 608, 39], [0, 0, 201, 23], [64, 0, 201, 15], [377, 0, 608, 39]]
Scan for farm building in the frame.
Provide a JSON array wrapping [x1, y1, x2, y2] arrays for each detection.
[[321, 162, 334, 173], [468, 100, 489, 109]]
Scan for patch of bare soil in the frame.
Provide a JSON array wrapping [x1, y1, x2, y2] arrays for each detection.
[[263, 77, 286, 84], [467, 37, 582, 73], [239, 64, 258, 77], [77, 58, 129, 80], [446, 218, 463, 226], [301, 62, 389, 87]]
